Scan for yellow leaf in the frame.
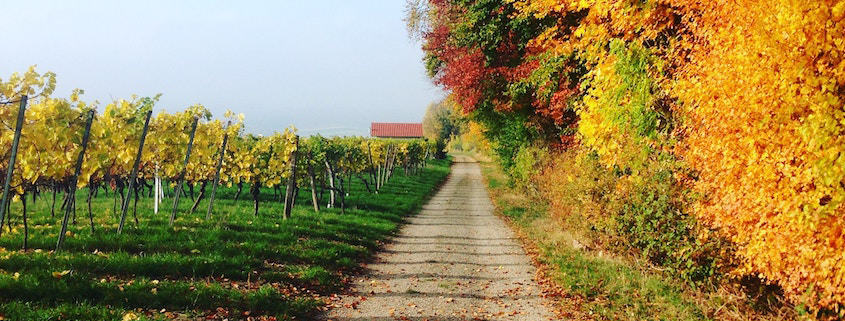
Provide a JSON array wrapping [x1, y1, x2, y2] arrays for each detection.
[[52, 270, 71, 279], [833, 1, 845, 22]]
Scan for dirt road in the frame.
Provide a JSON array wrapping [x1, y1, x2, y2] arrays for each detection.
[[323, 155, 556, 320]]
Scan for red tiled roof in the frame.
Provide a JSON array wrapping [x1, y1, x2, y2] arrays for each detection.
[[370, 123, 424, 138]]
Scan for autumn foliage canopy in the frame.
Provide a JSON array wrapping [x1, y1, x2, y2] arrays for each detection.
[[418, 0, 845, 314]]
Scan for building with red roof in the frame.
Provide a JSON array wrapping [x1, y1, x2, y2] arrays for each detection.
[[370, 122, 424, 139]]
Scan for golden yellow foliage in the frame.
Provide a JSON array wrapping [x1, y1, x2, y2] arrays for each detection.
[[509, 0, 845, 311]]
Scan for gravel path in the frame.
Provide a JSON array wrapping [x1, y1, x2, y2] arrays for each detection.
[[322, 155, 556, 321]]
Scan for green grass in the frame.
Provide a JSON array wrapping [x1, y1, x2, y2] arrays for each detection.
[[0, 158, 451, 320], [478, 157, 710, 321]]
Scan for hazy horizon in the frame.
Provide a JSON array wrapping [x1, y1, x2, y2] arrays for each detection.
[[1, 1, 444, 137]]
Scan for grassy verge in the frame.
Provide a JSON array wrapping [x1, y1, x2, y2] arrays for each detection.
[[0, 157, 451, 320], [474, 154, 791, 321]]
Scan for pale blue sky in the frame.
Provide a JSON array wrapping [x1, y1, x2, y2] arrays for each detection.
[[1, 1, 442, 136]]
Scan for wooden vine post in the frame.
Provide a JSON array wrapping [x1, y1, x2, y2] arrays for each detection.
[[366, 141, 378, 193], [379, 144, 392, 188], [80, 111, 97, 232], [169, 117, 199, 227], [117, 110, 153, 234], [206, 121, 230, 220], [57, 110, 95, 251], [383, 144, 395, 185], [283, 135, 299, 219], [388, 144, 396, 182], [307, 151, 319, 213], [326, 160, 336, 208], [0, 96, 27, 236]]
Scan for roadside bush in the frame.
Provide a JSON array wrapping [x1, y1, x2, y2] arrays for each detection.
[[510, 145, 550, 190], [540, 146, 736, 285]]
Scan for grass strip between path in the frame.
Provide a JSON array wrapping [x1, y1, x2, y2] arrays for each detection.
[[0, 157, 451, 320], [476, 156, 712, 321]]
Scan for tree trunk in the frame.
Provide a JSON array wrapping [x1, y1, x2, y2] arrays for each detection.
[[359, 175, 373, 193], [144, 179, 154, 197], [117, 181, 126, 221], [87, 185, 95, 233], [189, 181, 208, 214], [235, 182, 244, 201], [4, 198, 12, 232], [251, 181, 260, 216], [338, 176, 346, 215], [51, 187, 58, 218], [111, 181, 118, 214], [132, 181, 140, 226], [62, 186, 71, 212]]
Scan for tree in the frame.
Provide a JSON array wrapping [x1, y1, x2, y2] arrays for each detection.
[[403, 0, 430, 42], [422, 99, 461, 158]]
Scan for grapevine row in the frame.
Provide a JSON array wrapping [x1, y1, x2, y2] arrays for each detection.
[[0, 67, 433, 250]]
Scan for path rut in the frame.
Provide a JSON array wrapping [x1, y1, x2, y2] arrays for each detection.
[[322, 155, 556, 320]]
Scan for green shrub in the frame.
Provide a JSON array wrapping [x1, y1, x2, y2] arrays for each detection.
[[540, 147, 735, 285], [510, 145, 550, 189]]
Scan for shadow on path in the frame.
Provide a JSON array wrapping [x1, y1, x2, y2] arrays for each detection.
[[322, 155, 555, 320]]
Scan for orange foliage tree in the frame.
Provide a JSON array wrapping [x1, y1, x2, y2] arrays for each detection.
[[671, 0, 845, 311], [419, 0, 845, 314]]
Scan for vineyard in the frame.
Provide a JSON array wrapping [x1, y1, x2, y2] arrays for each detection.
[[0, 67, 443, 320], [411, 0, 845, 318]]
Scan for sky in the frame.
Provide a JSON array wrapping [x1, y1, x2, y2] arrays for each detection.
[[1, 0, 443, 137]]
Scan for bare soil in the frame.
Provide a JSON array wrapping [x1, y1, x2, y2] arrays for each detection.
[[322, 155, 556, 320]]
